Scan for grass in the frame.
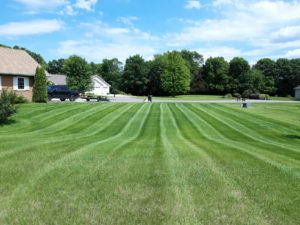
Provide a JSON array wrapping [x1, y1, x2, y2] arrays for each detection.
[[134, 95, 226, 101], [134, 95, 299, 101], [0, 102, 299, 225]]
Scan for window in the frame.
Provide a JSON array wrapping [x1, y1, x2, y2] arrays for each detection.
[[18, 78, 25, 90], [0, 76, 2, 90], [13, 77, 29, 91]]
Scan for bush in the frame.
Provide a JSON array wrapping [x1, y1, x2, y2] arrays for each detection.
[[0, 89, 18, 122], [233, 93, 240, 97], [259, 94, 270, 100], [14, 95, 28, 104], [249, 93, 260, 99], [223, 93, 232, 98]]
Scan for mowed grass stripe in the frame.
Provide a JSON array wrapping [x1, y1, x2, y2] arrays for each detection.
[[208, 104, 300, 152], [0, 103, 299, 224], [0, 104, 133, 159], [0, 104, 140, 200], [185, 104, 300, 176], [173, 103, 299, 224], [167, 103, 271, 224], [2, 104, 153, 225]]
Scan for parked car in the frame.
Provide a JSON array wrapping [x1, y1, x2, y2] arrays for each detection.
[[47, 85, 80, 101]]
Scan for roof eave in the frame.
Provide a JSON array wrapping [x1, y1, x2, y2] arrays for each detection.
[[0, 72, 35, 77]]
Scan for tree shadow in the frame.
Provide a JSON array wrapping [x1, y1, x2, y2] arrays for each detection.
[[284, 135, 300, 140], [0, 119, 16, 127]]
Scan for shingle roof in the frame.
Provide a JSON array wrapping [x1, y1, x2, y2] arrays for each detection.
[[92, 75, 111, 87], [47, 74, 67, 85], [0, 47, 41, 76], [295, 85, 300, 90]]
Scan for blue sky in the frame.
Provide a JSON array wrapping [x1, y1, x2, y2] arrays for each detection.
[[0, 0, 300, 64]]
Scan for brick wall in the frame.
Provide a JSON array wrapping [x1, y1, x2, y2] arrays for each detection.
[[0, 75, 34, 101]]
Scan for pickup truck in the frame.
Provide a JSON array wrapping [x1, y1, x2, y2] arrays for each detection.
[[47, 85, 81, 101]]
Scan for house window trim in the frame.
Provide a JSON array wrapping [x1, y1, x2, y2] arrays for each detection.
[[0, 76, 2, 90], [14, 76, 30, 91]]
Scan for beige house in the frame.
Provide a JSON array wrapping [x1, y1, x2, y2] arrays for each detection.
[[0, 47, 43, 101]]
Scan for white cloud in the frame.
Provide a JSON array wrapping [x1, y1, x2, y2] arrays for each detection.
[[168, 0, 300, 56], [75, 0, 98, 11], [56, 39, 156, 62], [271, 26, 300, 43], [284, 49, 300, 58], [0, 20, 63, 36], [117, 17, 139, 26], [185, 1, 201, 9], [213, 0, 233, 7], [196, 46, 241, 61]]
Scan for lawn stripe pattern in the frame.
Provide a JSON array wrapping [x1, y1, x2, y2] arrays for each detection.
[[0, 102, 299, 225]]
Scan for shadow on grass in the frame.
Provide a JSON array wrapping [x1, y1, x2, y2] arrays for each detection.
[[0, 119, 16, 127], [284, 135, 300, 140]]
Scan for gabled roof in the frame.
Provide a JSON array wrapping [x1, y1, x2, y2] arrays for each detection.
[[92, 75, 111, 87], [47, 74, 67, 85], [294, 85, 300, 90], [0, 47, 42, 76]]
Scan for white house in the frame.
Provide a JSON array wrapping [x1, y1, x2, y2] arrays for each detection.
[[88, 75, 111, 96], [295, 86, 300, 99], [47, 74, 110, 96]]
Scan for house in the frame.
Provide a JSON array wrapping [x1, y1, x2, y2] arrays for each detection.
[[0, 47, 42, 101], [295, 86, 300, 99], [88, 75, 111, 96], [47, 74, 110, 96]]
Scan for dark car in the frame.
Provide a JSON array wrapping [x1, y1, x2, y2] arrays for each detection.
[[47, 85, 80, 101]]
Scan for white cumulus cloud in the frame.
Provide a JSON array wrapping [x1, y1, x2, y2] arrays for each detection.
[[185, 1, 201, 9], [0, 20, 64, 36], [75, 0, 98, 11]]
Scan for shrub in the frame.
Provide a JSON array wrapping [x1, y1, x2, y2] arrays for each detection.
[[259, 94, 270, 100], [14, 95, 28, 104], [249, 93, 260, 99], [33, 67, 48, 103], [223, 93, 232, 98], [0, 89, 18, 122], [233, 93, 240, 97]]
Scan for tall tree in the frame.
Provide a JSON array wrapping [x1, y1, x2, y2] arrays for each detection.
[[63, 55, 93, 92], [202, 57, 229, 94], [121, 55, 149, 96], [229, 57, 250, 93], [275, 58, 293, 96], [32, 67, 48, 103], [98, 58, 122, 94], [180, 50, 204, 94], [147, 55, 167, 96], [160, 51, 190, 96], [47, 59, 65, 74], [253, 58, 277, 94]]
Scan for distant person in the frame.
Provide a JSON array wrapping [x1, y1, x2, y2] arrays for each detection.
[[148, 94, 151, 102], [149, 95, 152, 102], [237, 94, 241, 101]]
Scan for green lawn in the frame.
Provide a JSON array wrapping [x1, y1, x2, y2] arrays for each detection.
[[0, 102, 299, 225], [134, 95, 226, 101], [134, 95, 299, 101]]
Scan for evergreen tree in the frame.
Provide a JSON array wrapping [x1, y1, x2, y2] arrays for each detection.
[[32, 67, 48, 103]]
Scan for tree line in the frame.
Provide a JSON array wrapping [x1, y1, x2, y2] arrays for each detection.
[[1, 44, 299, 97], [48, 51, 300, 97]]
